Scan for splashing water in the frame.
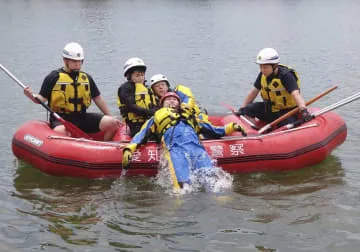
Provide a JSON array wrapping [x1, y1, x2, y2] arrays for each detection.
[[190, 166, 233, 193], [154, 152, 180, 194], [155, 150, 233, 194]]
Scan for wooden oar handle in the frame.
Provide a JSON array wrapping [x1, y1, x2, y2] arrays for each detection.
[[268, 85, 338, 129], [304, 85, 338, 106], [257, 85, 338, 134]]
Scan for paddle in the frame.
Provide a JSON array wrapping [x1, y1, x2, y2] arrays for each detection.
[[0, 64, 91, 139], [257, 85, 338, 134], [283, 90, 360, 130], [313, 91, 360, 116], [220, 102, 259, 129]]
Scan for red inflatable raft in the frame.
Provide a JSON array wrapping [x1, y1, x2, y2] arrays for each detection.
[[12, 109, 347, 179]]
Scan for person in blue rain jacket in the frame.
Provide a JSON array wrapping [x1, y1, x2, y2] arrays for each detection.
[[122, 92, 246, 188]]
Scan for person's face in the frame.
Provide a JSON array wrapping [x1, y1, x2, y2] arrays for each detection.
[[131, 71, 145, 83], [259, 64, 274, 77], [152, 81, 169, 97], [64, 59, 83, 72], [163, 96, 179, 108]]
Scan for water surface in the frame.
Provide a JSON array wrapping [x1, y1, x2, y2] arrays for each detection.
[[1, 0, 360, 251]]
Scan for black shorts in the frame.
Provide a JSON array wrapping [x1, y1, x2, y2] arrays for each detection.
[[50, 112, 103, 133], [243, 102, 297, 126]]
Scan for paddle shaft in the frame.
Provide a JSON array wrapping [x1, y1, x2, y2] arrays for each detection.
[[0, 64, 27, 89], [313, 91, 360, 117], [220, 102, 259, 129], [283, 91, 360, 130], [0, 64, 90, 138], [257, 85, 338, 134], [0, 64, 64, 119]]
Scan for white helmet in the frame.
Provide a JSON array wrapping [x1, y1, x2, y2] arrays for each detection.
[[256, 48, 280, 64], [150, 74, 169, 88], [62, 42, 84, 60], [123, 57, 146, 77]]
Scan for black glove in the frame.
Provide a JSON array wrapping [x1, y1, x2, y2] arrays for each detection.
[[234, 108, 245, 116], [300, 108, 313, 122], [233, 123, 247, 136], [147, 108, 156, 116]]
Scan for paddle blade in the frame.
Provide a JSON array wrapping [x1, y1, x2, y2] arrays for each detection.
[[57, 117, 91, 139], [220, 102, 236, 112]]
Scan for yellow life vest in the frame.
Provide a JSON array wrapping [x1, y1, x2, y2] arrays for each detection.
[[174, 84, 206, 120], [50, 71, 91, 113], [154, 107, 199, 136], [259, 64, 300, 112], [117, 83, 156, 123], [174, 85, 196, 109]]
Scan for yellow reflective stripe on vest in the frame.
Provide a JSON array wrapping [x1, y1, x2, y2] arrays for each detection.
[[50, 72, 91, 113], [260, 65, 300, 112]]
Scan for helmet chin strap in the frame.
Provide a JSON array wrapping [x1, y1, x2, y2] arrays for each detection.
[[63, 65, 80, 81], [63, 59, 83, 74], [270, 64, 278, 78], [64, 65, 80, 75], [65, 66, 79, 74]]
